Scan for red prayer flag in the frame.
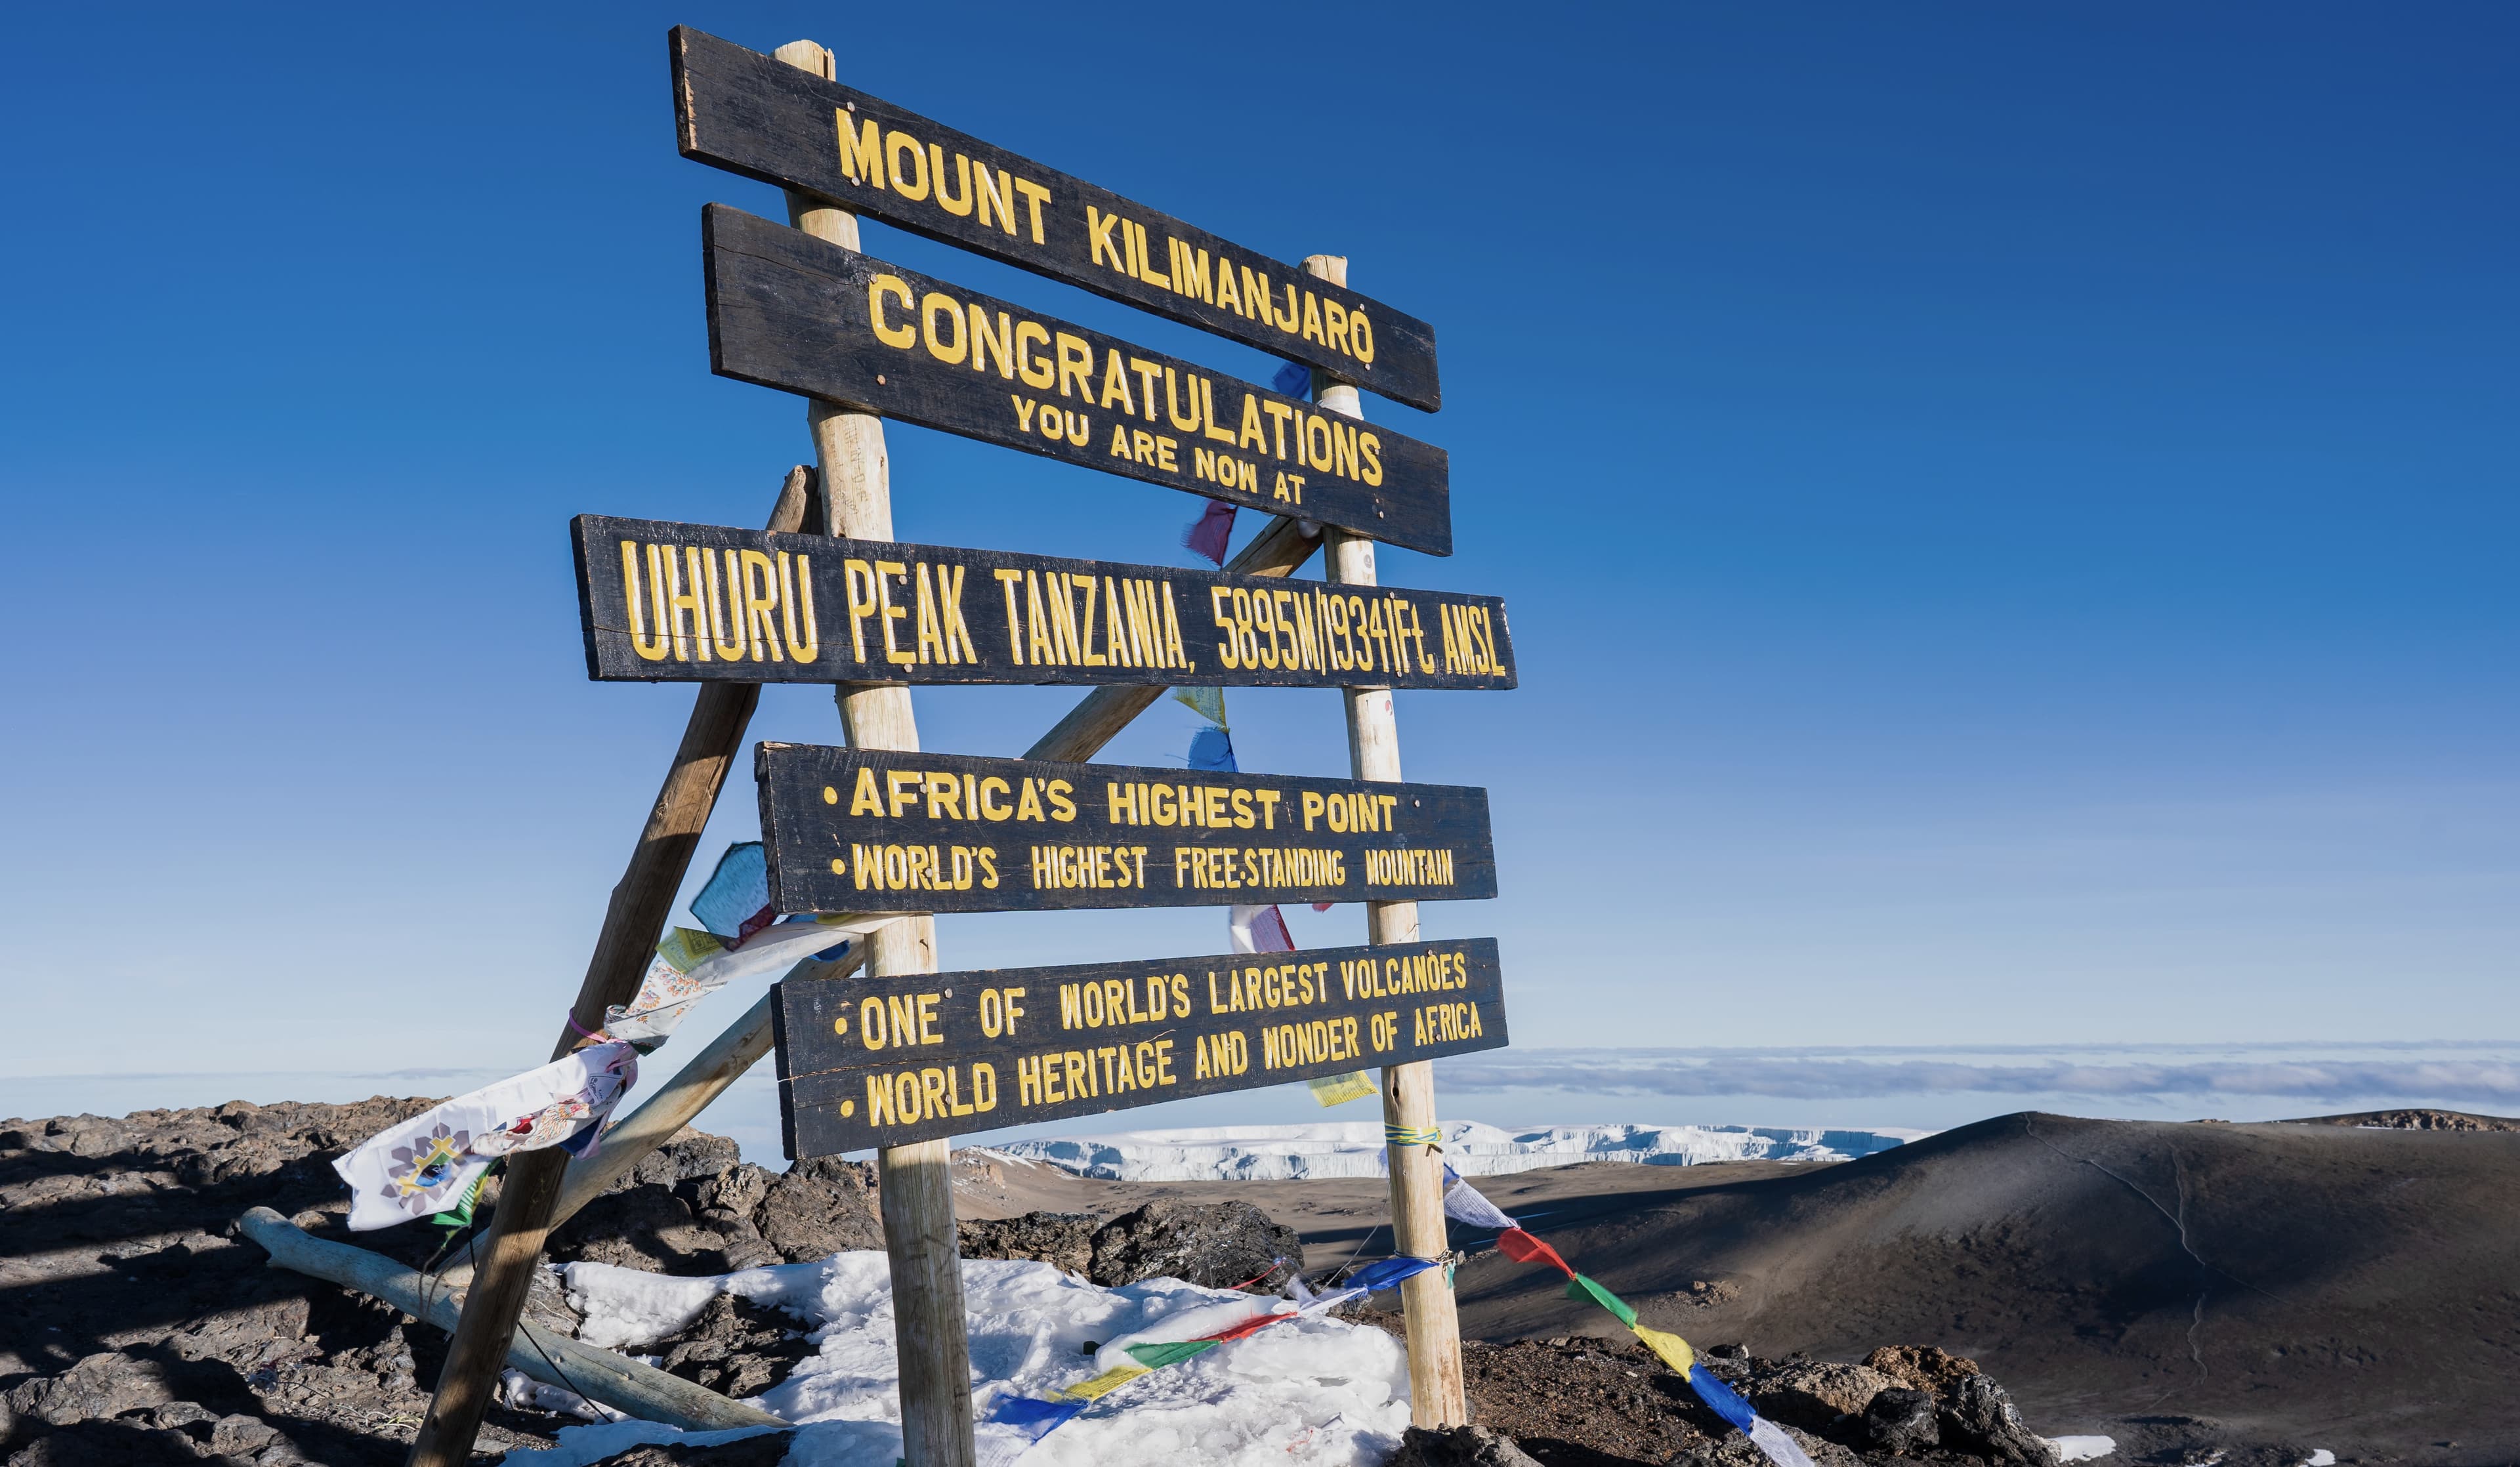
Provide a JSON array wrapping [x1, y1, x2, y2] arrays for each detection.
[[1196, 1312, 1293, 1344], [1498, 1228, 1575, 1278]]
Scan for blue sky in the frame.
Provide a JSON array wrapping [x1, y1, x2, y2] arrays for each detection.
[[2, 4, 2511, 1131]]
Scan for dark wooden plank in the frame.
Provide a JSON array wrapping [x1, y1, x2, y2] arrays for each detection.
[[756, 744, 1496, 915], [703, 205, 1452, 556], [773, 938, 1507, 1157], [671, 26, 1441, 413], [573, 514, 1516, 690]]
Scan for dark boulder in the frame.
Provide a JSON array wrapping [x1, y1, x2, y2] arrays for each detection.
[[1385, 1423, 1546, 1467], [958, 1199, 1303, 1289], [752, 1155, 883, 1262], [1084, 1199, 1301, 1289], [551, 1136, 878, 1273], [1939, 1373, 2060, 1467], [5, 1351, 173, 1427], [651, 1295, 816, 1401], [551, 1182, 761, 1274], [585, 1432, 793, 1466], [1746, 1359, 1893, 1434], [1863, 1344, 1983, 1398], [1861, 1386, 1941, 1454], [958, 1210, 1097, 1276]]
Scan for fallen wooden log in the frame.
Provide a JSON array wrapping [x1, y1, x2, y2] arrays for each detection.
[[236, 1207, 785, 1433]]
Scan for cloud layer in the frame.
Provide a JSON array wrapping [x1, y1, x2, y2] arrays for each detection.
[[1437, 1046, 2520, 1106]]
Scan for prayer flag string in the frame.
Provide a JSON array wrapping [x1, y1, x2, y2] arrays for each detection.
[[978, 1254, 1442, 1465], [1441, 1169, 1816, 1467], [1184, 711, 1373, 1108]]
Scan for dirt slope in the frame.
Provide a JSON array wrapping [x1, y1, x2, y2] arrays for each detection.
[[1440, 1113, 2520, 1462]]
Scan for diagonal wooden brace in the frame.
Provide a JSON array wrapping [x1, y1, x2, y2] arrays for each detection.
[[403, 468, 817, 1466]]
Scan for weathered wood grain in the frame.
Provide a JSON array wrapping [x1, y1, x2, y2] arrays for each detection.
[[774, 939, 1507, 1157], [761, 39, 980, 1463], [671, 26, 1441, 411], [703, 204, 1452, 556], [573, 515, 1514, 689], [1308, 249, 1468, 1429]]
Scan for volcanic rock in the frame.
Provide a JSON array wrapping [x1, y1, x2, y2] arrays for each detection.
[[2288, 1107, 2520, 1131], [1862, 1344, 1982, 1398], [584, 1434, 793, 1466], [1746, 1358, 1894, 1432], [1939, 1373, 2059, 1467], [0, 1097, 566, 1464], [1860, 1386, 1941, 1453], [752, 1155, 883, 1261], [1456, 1334, 1721, 1466], [5, 1350, 174, 1426], [1386, 1422, 1547, 1467], [547, 1138, 880, 1273], [957, 1210, 1097, 1276], [1083, 1199, 1300, 1289], [650, 1294, 815, 1401]]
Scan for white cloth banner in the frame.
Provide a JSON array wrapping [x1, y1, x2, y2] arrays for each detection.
[[1440, 1167, 1522, 1231], [334, 911, 900, 1230], [603, 915, 889, 1046], [1748, 1417, 1818, 1467], [1227, 905, 1294, 955], [333, 1043, 637, 1231]]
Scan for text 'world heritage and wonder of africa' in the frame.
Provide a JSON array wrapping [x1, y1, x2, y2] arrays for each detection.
[[774, 938, 1507, 1155]]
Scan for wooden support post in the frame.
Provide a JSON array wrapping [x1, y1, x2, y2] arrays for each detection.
[[405, 469, 818, 1467], [1308, 252, 1468, 1427], [774, 39, 973, 1467]]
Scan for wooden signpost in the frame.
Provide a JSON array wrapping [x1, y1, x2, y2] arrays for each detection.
[[412, 30, 1492, 1467], [671, 26, 1442, 412], [755, 745, 1496, 915], [573, 514, 1515, 688], [705, 204, 1454, 555], [775, 939, 1507, 1157]]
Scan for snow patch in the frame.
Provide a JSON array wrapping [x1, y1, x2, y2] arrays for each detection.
[[559, 1263, 723, 1350], [986, 1120, 1928, 1182], [2046, 1436, 2116, 1462], [506, 1251, 1409, 1467]]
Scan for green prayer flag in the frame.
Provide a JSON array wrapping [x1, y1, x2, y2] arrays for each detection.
[[1565, 1273, 1638, 1327], [430, 1169, 488, 1231], [1124, 1339, 1223, 1370]]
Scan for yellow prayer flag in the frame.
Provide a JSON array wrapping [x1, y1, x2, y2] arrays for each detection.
[[1630, 1323, 1696, 1378], [1053, 1364, 1152, 1402], [1308, 1071, 1377, 1106]]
